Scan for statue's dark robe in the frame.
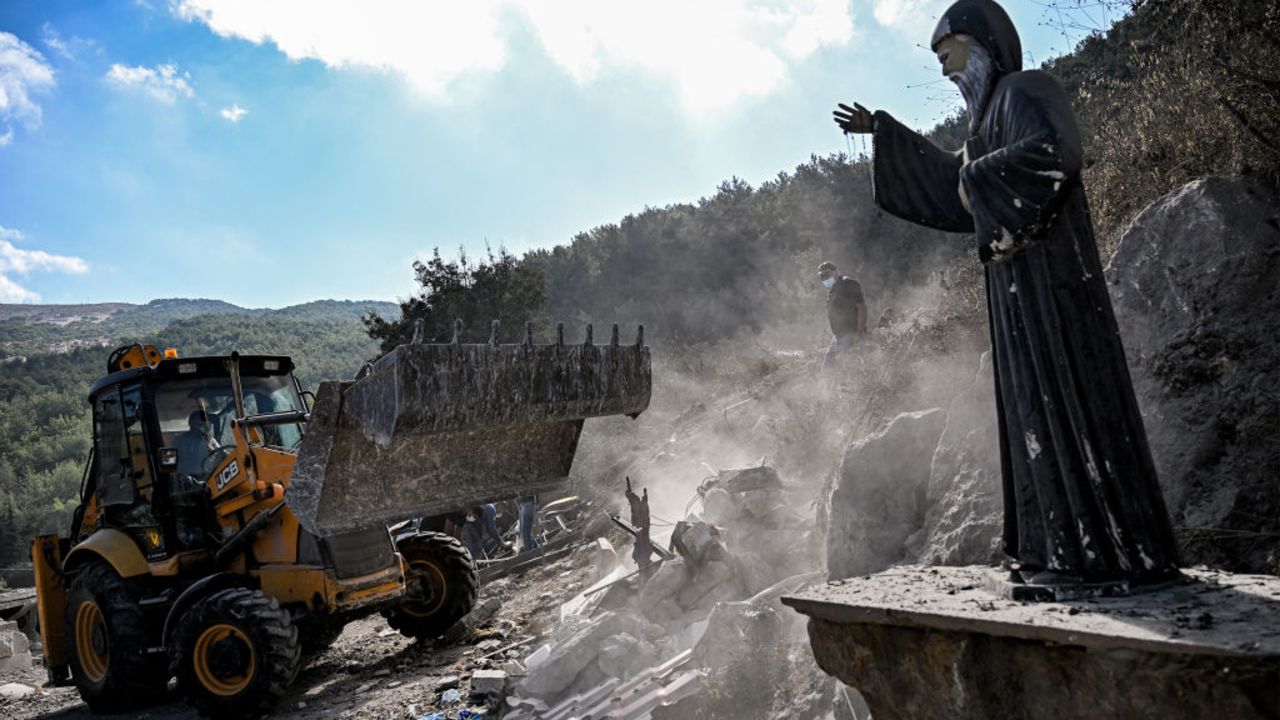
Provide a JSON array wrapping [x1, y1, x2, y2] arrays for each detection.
[[871, 70, 1179, 580]]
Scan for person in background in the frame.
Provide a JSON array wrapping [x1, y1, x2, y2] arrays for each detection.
[[517, 495, 539, 554], [818, 261, 868, 369], [461, 504, 509, 560]]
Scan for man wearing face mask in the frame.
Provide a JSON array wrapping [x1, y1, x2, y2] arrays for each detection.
[[830, 0, 1179, 593], [818, 261, 867, 370]]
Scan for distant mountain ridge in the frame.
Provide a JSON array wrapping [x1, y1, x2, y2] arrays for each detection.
[[0, 298, 399, 356], [0, 298, 396, 325]]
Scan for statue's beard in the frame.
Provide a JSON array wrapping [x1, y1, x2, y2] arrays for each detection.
[[950, 45, 995, 129]]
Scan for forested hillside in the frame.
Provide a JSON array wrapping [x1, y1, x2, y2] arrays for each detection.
[[0, 300, 393, 572]]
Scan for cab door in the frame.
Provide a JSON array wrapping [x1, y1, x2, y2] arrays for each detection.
[[92, 384, 167, 560]]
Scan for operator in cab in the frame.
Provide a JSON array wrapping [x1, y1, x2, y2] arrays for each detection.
[[174, 409, 221, 480]]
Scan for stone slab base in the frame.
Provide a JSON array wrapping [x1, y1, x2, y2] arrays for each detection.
[[782, 565, 1280, 720], [982, 569, 1185, 602]]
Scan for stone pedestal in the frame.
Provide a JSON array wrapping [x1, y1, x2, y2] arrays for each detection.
[[782, 566, 1280, 720]]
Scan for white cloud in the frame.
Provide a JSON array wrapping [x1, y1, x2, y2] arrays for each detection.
[[105, 62, 195, 103], [0, 227, 88, 303], [173, 0, 854, 114], [41, 23, 98, 62], [871, 0, 950, 33], [0, 32, 56, 144], [219, 103, 248, 122]]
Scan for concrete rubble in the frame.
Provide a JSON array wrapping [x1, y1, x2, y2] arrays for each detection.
[[499, 466, 835, 719], [0, 621, 32, 673]]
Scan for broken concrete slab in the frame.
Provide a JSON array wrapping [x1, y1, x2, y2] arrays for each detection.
[[783, 565, 1280, 720], [636, 559, 687, 614], [674, 558, 738, 611], [0, 682, 35, 700], [597, 632, 658, 680], [519, 610, 650, 697], [714, 466, 784, 494], [0, 620, 32, 671], [470, 669, 508, 696], [591, 537, 618, 579], [670, 521, 726, 566]]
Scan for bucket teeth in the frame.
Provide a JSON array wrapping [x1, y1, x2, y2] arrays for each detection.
[[523, 321, 534, 347], [556, 322, 565, 346], [610, 324, 620, 347], [488, 320, 499, 346], [452, 319, 463, 345], [411, 318, 425, 344], [584, 324, 593, 346], [636, 325, 645, 347]]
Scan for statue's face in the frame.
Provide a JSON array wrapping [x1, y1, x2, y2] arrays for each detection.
[[935, 34, 971, 78]]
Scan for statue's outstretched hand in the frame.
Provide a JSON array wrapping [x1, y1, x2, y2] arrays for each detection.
[[833, 102, 873, 134]]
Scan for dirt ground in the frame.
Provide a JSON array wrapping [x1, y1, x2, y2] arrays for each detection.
[[1, 553, 597, 720]]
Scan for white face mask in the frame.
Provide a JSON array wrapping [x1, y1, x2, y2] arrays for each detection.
[[822, 277, 836, 289]]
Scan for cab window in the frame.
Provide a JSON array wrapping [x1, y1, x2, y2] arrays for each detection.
[[121, 386, 154, 499], [93, 389, 134, 507]]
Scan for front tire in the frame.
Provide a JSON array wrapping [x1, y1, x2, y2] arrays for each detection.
[[383, 531, 478, 639], [173, 588, 301, 718], [65, 561, 168, 712]]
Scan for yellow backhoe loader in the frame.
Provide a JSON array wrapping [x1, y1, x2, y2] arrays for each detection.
[[30, 323, 650, 717]]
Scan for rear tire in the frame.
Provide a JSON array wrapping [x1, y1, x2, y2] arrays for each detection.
[[65, 561, 168, 712], [383, 531, 478, 640], [173, 588, 300, 719]]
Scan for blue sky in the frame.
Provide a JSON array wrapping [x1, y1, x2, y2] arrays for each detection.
[[0, 1, 1111, 307]]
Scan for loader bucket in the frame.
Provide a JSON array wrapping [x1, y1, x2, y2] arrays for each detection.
[[286, 325, 651, 536]]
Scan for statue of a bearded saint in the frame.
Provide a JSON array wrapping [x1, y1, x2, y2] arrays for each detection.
[[834, 0, 1180, 592]]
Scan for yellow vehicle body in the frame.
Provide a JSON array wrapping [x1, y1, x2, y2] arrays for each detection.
[[30, 346, 438, 718]]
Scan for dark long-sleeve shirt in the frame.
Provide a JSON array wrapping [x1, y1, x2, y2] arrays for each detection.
[[827, 276, 865, 337]]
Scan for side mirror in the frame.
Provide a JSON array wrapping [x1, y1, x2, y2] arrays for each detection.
[[157, 447, 179, 472]]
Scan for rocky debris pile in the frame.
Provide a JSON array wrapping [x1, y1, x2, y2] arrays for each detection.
[[698, 466, 818, 589], [504, 467, 832, 718]]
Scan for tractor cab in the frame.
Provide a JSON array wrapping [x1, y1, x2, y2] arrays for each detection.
[[76, 344, 307, 562]]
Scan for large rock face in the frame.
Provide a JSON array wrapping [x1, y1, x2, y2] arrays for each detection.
[[827, 408, 946, 579], [909, 353, 1003, 566], [826, 176, 1280, 575], [1107, 176, 1280, 571]]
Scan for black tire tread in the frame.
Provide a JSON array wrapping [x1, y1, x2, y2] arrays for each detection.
[[382, 531, 478, 639], [173, 587, 301, 719], [65, 561, 168, 712]]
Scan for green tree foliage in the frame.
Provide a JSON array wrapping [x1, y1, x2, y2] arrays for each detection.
[[1045, 0, 1279, 252], [364, 247, 549, 353]]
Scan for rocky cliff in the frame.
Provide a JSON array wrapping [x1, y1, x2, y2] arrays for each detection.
[[826, 176, 1280, 577]]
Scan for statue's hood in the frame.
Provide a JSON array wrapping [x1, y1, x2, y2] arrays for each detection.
[[931, 0, 1023, 77]]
